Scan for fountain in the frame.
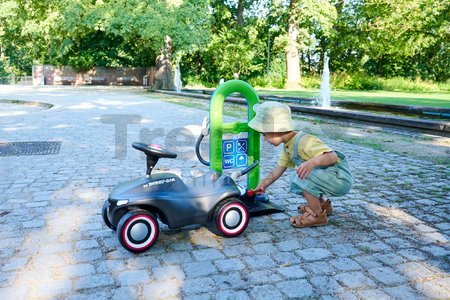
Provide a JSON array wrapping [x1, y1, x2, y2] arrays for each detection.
[[174, 63, 182, 92], [319, 55, 331, 108]]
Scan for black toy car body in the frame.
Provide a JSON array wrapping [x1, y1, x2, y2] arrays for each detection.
[[102, 142, 252, 253]]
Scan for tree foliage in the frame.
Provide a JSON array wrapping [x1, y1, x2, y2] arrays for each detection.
[[0, 0, 211, 72], [0, 0, 448, 84]]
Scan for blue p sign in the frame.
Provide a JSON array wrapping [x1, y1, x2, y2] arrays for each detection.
[[223, 140, 234, 154]]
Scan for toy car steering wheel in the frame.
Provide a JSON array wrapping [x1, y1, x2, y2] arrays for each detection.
[[132, 142, 177, 159]]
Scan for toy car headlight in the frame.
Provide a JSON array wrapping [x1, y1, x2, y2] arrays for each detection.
[[117, 200, 129, 206]]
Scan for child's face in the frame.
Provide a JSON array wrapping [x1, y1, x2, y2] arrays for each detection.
[[262, 132, 283, 146]]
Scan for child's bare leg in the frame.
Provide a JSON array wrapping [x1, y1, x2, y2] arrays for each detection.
[[302, 190, 322, 215]]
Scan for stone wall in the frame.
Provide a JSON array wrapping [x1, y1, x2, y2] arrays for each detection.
[[32, 65, 151, 86]]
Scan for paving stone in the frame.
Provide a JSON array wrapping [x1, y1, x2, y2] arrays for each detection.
[[434, 223, 450, 231], [276, 279, 314, 298], [244, 270, 282, 284], [243, 254, 276, 270], [22, 219, 45, 228], [1, 258, 28, 272], [353, 255, 383, 268], [192, 248, 225, 261], [272, 251, 302, 265], [213, 258, 245, 272], [111, 286, 138, 300], [336, 291, 358, 300], [310, 276, 345, 295], [160, 251, 193, 265], [296, 248, 332, 261], [420, 231, 449, 244], [250, 284, 284, 300], [76, 240, 99, 250], [329, 243, 361, 257], [75, 274, 114, 290], [40, 243, 73, 254], [357, 241, 392, 252], [183, 294, 211, 300], [384, 285, 423, 299], [212, 273, 247, 289], [376, 253, 408, 266], [247, 232, 273, 244], [252, 242, 277, 254], [303, 261, 336, 275], [183, 261, 218, 278], [183, 277, 216, 295], [383, 237, 415, 248], [357, 289, 391, 300], [334, 272, 377, 289], [397, 248, 427, 261], [117, 270, 150, 285], [63, 264, 96, 278], [397, 262, 436, 280], [330, 258, 362, 271], [168, 241, 194, 251], [96, 260, 127, 273], [414, 277, 450, 299], [143, 281, 181, 299], [151, 265, 185, 283], [367, 267, 407, 285], [73, 249, 103, 263], [300, 236, 328, 248], [216, 290, 249, 300], [275, 240, 302, 252], [276, 265, 307, 279], [223, 245, 255, 257], [32, 280, 73, 298]]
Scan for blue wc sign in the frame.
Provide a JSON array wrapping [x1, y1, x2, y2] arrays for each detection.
[[222, 138, 248, 170]]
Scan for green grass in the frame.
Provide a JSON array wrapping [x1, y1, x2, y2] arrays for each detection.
[[257, 88, 450, 108]]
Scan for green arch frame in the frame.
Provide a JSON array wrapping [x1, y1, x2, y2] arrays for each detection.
[[209, 80, 260, 189]]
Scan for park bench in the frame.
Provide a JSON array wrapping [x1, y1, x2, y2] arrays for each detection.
[[83, 76, 106, 85], [54, 76, 76, 85], [117, 76, 139, 85]]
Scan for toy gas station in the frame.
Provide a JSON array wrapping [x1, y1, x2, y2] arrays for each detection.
[[197, 79, 285, 216]]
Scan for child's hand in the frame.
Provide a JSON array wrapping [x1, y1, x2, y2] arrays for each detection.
[[296, 160, 315, 179], [254, 184, 266, 194]]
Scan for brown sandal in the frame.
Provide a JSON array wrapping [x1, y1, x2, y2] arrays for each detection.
[[290, 207, 328, 228], [298, 199, 333, 216]]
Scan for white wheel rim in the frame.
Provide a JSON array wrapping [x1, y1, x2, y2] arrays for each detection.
[[219, 202, 248, 235], [123, 215, 157, 250]]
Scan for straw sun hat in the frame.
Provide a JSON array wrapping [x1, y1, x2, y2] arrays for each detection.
[[248, 101, 293, 133]]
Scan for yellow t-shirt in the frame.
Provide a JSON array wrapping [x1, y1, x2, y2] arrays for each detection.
[[278, 133, 335, 168]]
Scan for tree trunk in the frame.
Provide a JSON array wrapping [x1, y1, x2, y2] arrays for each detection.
[[153, 35, 175, 90], [237, 0, 244, 27], [286, 0, 301, 88]]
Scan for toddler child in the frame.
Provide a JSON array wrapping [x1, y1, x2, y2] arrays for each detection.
[[248, 101, 353, 227]]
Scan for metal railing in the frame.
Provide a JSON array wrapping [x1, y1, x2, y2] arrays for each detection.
[[0, 76, 33, 85]]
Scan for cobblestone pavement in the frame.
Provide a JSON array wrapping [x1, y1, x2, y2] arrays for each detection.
[[0, 86, 448, 299]]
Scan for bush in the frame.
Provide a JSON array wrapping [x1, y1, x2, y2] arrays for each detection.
[[248, 76, 269, 88], [380, 77, 440, 92], [332, 73, 383, 90], [301, 75, 321, 89], [329, 73, 444, 92], [438, 79, 450, 92]]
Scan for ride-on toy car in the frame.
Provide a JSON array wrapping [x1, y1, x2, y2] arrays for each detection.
[[102, 142, 259, 253]]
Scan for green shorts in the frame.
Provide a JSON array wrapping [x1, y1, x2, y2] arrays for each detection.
[[290, 154, 353, 199]]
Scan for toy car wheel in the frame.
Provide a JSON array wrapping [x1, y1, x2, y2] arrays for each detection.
[[102, 200, 115, 230], [117, 211, 159, 253], [213, 198, 249, 237]]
